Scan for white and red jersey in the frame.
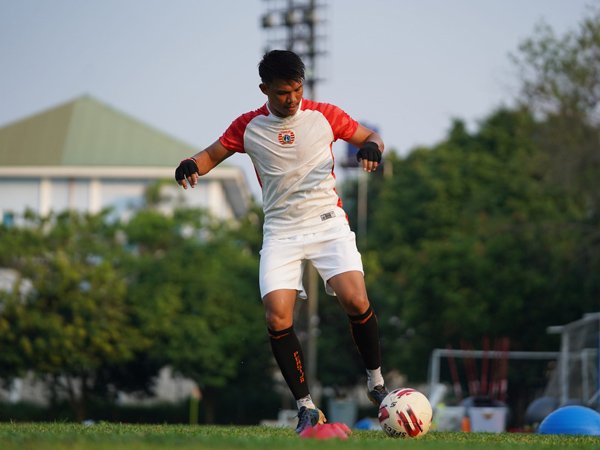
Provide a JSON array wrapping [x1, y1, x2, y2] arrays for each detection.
[[219, 99, 358, 239]]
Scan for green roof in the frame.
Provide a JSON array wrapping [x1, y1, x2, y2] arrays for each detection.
[[0, 96, 197, 167]]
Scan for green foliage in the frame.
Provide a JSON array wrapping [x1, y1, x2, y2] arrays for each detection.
[[513, 10, 600, 315], [122, 206, 265, 385], [0, 211, 145, 419], [122, 203, 270, 422], [316, 291, 365, 389], [0, 204, 269, 423], [513, 10, 600, 121], [512, 7, 600, 219], [355, 7, 600, 386], [362, 106, 597, 379]]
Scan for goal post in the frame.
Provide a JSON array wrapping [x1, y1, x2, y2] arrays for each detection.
[[427, 348, 560, 404], [546, 312, 600, 408]]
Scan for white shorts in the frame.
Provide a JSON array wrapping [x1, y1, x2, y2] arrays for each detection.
[[259, 223, 364, 299]]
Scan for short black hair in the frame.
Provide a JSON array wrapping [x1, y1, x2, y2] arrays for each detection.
[[258, 50, 305, 84]]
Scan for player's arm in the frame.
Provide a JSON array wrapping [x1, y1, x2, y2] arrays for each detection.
[[175, 140, 235, 189], [347, 124, 385, 173]]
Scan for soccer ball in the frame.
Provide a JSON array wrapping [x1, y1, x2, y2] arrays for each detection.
[[377, 388, 432, 438]]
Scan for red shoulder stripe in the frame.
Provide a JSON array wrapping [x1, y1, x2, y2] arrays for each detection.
[[301, 99, 359, 141], [219, 104, 269, 153]]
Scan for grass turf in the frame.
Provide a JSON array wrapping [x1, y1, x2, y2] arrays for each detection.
[[0, 423, 597, 450]]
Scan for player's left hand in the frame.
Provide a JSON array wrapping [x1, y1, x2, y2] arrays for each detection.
[[356, 142, 382, 172]]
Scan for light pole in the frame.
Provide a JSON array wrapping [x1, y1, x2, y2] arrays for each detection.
[[261, 0, 328, 397], [261, 0, 327, 100]]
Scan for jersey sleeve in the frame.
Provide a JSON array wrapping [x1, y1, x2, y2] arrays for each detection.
[[219, 106, 269, 153], [219, 115, 249, 153], [312, 102, 359, 141]]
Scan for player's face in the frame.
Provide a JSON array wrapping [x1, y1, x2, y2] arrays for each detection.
[[260, 79, 304, 117]]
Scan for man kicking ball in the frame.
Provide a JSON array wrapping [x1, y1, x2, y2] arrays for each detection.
[[175, 50, 387, 434]]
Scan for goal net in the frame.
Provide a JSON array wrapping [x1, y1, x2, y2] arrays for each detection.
[[544, 313, 600, 410]]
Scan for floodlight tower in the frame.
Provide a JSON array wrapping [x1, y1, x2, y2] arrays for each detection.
[[261, 0, 327, 100], [261, 0, 328, 398]]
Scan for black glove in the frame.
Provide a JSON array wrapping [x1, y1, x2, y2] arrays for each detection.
[[356, 142, 382, 163], [175, 157, 199, 181]]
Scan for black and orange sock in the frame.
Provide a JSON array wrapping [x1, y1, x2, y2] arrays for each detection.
[[348, 305, 382, 370], [268, 326, 309, 400]]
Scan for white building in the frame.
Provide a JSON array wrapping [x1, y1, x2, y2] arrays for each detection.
[[0, 95, 252, 223]]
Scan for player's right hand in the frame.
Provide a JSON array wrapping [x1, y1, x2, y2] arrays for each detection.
[[175, 157, 199, 189]]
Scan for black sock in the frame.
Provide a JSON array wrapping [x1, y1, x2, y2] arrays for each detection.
[[348, 305, 382, 370], [268, 326, 309, 400]]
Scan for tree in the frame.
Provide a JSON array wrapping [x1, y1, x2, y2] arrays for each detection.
[[0, 211, 145, 420], [512, 7, 600, 219], [512, 6, 600, 316], [122, 205, 270, 423], [0, 203, 276, 423], [365, 108, 591, 380]]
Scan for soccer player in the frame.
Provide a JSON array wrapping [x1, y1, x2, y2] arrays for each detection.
[[175, 50, 387, 433]]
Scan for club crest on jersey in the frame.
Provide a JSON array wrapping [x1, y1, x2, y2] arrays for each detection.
[[278, 129, 295, 145]]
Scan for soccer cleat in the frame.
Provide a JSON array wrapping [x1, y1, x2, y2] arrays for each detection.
[[295, 406, 327, 434], [367, 385, 389, 406]]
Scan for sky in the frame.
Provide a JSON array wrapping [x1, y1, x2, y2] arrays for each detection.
[[0, 0, 595, 198]]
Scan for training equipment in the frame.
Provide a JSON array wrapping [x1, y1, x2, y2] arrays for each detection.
[[299, 422, 351, 439], [378, 388, 433, 438], [538, 405, 600, 436], [524, 396, 558, 427]]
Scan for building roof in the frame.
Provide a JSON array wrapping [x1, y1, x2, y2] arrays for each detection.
[[0, 95, 195, 166], [0, 96, 252, 218]]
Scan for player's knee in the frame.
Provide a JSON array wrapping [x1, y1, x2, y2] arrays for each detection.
[[265, 310, 293, 331], [340, 292, 370, 316]]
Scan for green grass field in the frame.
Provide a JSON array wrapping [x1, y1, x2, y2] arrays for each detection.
[[0, 423, 598, 450]]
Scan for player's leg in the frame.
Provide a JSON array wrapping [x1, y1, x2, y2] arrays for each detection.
[[259, 239, 325, 432], [263, 289, 308, 402], [327, 271, 387, 404], [308, 224, 388, 405], [263, 289, 326, 431]]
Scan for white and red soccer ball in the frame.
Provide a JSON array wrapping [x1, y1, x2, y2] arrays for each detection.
[[378, 388, 433, 438]]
